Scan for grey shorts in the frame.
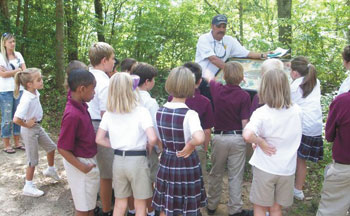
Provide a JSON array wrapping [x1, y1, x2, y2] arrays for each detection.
[[21, 125, 56, 166], [250, 166, 294, 207], [92, 120, 114, 179], [148, 148, 159, 183], [113, 155, 153, 199]]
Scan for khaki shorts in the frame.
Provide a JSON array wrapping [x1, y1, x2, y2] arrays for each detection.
[[21, 125, 56, 166], [113, 155, 153, 199], [148, 148, 159, 183], [63, 157, 100, 212], [92, 120, 114, 179], [250, 166, 294, 207]]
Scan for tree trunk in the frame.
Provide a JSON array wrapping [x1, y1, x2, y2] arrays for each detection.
[[16, 0, 21, 29], [0, 0, 11, 31], [347, 0, 350, 44], [94, 0, 105, 42], [56, 0, 65, 90], [277, 0, 292, 47], [65, 0, 79, 61], [20, 0, 28, 55], [239, 0, 243, 44]]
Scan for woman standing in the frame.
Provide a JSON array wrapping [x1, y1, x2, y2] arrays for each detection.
[[0, 33, 26, 153]]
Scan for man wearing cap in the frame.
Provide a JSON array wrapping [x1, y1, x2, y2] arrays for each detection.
[[196, 14, 265, 79]]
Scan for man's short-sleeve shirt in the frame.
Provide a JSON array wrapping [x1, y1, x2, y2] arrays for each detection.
[[195, 31, 249, 79]]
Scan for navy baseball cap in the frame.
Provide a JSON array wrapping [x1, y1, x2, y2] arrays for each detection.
[[212, 14, 228, 25]]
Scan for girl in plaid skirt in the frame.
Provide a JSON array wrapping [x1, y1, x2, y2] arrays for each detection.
[[152, 66, 207, 216], [290, 57, 323, 200]]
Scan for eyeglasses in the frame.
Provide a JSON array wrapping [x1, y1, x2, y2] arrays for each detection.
[[214, 40, 226, 58]]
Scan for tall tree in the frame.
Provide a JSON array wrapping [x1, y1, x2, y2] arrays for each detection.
[[15, 0, 21, 29], [65, 0, 79, 61], [94, 0, 105, 42], [20, 0, 28, 55], [238, 0, 243, 44], [0, 0, 11, 31], [277, 0, 292, 47], [55, 0, 65, 89], [347, 0, 350, 44]]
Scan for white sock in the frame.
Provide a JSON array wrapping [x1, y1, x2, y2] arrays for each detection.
[[48, 166, 55, 171], [147, 211, 155, 216], [294, 187, 302, 193], [128, 210, 136, 214], [25, 180, 33, 187]]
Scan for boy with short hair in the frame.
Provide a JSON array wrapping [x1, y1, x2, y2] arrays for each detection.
[[120, 58, 137, 73], [132, 62, 159, 216], [87, 42, 115, 216], [58, 69, 99, 216], [206, 61, 252, 216], [168, 62, 214, 183]]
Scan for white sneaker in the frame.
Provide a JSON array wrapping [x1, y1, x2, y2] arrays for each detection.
[[293, 188, 305, 200], [43, 167, 60, 181], [22, 184, 44, 197]]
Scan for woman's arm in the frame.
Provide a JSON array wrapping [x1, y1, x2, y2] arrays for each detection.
[[0, 67, 22, 78], [95, 128, 111, 148]]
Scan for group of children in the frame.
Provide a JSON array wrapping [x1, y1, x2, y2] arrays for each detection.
[[6, 39, 350, 216]]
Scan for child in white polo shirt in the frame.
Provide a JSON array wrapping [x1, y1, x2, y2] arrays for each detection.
[[13, 68, 59, 197], [96, 72, 160, 216], [243, 69, 302, 216]]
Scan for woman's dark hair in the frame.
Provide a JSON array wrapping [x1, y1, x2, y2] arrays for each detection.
[[68, 69, 95, 91], [342, 45, 350, 63], [291, 56, 317, 98]]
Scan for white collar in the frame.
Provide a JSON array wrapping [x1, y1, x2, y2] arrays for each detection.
[[89, 68, 109, 79], [23, 89, 40, 99], [164, 102, 189, 109]]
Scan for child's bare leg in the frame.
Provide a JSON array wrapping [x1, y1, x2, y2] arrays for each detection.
[[100, 178, 113, 213], [253, 204, 268, 216], [159, 211, 166, 216], [128, 196, 135, 212], [134, 199, 147, 216], [269, 202, 282, 216], [146, 197, 154, 214], [295, 157, 307, 190], [75, 210, 91, 216], [47, 150, 55, 167], [113, 198, 128, 216], [26, 166, 35, 181]]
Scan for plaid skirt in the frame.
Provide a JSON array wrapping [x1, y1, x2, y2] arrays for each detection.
[[152, 150, 207, 216], [297, 134, 323, 162]]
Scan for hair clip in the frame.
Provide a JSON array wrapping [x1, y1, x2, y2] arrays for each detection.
[[307, 64, 311, 68], [131, 75, 140, 91], [2, 32, 9, 38]]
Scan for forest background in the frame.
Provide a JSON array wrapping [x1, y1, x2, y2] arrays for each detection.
[[0, 0, 350, 215]]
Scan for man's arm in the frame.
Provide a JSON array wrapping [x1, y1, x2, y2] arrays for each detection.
[[247, 52, 267, 59], [208, 55, 225, 69]]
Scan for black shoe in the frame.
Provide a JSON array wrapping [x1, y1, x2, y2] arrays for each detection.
[[94, 206, 100, 216], [101, 210, 113, 216], [207, 208, 216, 215], [127, 212, 135, 216], [229, 209, 254, 216], [155, 210, 160, 216]]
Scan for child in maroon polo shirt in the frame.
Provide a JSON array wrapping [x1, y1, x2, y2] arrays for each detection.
[[205, 61, 252, 216], [57, 69, 99, 216], [168, 62, 214, 183], [317, 91, 350, 216]]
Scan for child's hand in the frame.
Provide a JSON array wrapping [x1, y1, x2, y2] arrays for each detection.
[[82, 163, 96, 174], [252, 143, 257, 150], [26, 118, 37, 128], [176, 143, 195, 158], [258, 140, 276, 156]]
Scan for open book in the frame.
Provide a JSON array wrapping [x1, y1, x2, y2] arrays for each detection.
[[268, 47, 290, 58]]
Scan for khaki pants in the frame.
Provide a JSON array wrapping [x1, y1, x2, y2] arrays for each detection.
[[196, 144, 208, 185], [207, 134, 246, 215], [317, 162, 350, 216]]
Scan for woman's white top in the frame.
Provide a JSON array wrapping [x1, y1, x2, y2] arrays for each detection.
[[99, 105, 153, 151], [160, 102, 202, 143], [246, 104, 302, 176], [14, 90, 43, 121], [0, 52, 25, 92], [338, 71, 350, 96], [290, 77, 322, 136]]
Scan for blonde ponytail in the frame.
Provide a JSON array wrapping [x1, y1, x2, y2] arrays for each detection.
[[13, 68, 41, 98]]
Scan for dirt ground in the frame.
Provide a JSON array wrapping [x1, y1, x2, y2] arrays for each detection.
[[0, 135, 329, 216]]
